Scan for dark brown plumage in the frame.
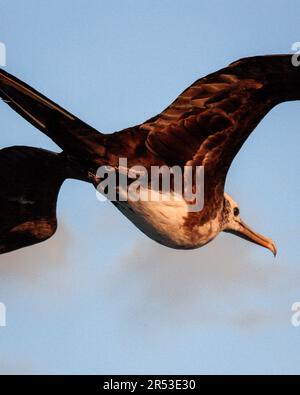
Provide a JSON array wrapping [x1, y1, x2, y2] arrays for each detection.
[[0, 54, 298, 254]]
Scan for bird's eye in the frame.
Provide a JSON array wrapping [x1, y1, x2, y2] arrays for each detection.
[[233, 207, 239, 216]]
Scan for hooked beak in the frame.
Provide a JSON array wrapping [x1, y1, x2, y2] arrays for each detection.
[[226, 220, 277, 257]]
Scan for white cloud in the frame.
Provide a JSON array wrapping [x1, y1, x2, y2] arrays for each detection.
[[100, 234, 296, 330], [0, 222, 72, 285]]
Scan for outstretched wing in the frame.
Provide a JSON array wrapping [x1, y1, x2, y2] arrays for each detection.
[[140, 55, 293, 188], [0, 146, 65, 254], [0, 69, 106, 162]]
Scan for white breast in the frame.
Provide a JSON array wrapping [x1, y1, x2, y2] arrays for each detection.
[[113, 186, 220, 249]]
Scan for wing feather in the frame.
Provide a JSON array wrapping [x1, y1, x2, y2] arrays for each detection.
[[140, 55, 294, 188], [0, 69, 106, 162], [0, 146, 65, 254]]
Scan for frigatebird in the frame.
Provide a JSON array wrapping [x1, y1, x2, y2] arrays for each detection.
[[0, 54, 298, 255]]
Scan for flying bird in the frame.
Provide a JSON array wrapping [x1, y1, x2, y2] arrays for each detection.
[[0, 54, 298, 255]]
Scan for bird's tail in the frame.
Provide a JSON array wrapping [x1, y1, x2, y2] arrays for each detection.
[[0, 69, 108, 166], [0, 145, 84, 254]]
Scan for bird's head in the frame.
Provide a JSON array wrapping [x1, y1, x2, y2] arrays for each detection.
[[221, 193, 277, 256]]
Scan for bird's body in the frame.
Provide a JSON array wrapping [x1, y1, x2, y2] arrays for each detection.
[[115, 190, 192, 248], [0, 54, 298, 255], [113, 188, 221, 249]]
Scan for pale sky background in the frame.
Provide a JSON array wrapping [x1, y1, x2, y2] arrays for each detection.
[[0, 0, 300, 374]]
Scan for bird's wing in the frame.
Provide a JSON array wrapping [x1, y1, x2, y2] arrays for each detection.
[[0, 69, 106, 162], [140, 55, 291, 189], [0, 146, 65, 254]]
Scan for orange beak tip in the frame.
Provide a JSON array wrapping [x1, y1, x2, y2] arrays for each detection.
[[267, 239, 277, 258], [272, 243, 277, 258], [234, 221, 278, 259]]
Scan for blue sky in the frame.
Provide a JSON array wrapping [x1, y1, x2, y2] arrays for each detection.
[[0, 0, 300, 374]]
